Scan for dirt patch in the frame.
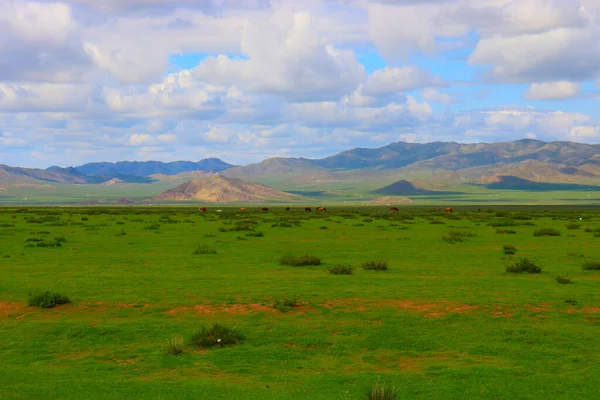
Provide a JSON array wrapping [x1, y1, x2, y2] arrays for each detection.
[[321, 298, 478, 318], [165, 303, 275, 316], [0, 301, 28, 319]]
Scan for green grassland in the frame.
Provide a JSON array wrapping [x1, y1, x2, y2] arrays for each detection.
[[2, 206, 600, 399]]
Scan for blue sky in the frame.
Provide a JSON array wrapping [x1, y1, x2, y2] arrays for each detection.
[[0, 0, 599, 168]]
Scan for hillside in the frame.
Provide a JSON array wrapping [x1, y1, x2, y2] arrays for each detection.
[[373, 180, 462, 196], [484, 176, 600, 191], [153, 175, 298, 203], [74, 158, 233, 177]]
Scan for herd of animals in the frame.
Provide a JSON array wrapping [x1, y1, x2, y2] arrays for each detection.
[[197, 206, 454, 213]]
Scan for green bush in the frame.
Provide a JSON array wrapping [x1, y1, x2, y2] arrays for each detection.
[[279, 254, 321, 266], [565, 223, 580, 230], [164, 335, 184, 355], [245, 231, 264, 237], [582, 261, 600, 271], [496, 229, 516, 234], [554, 275, 572, 284], [28, 290, 71, 308], [503, 244, 516, 255], [533, 228, 561, 237], [506, 258, 541, 274], [189, 323, 244, 348], [441, 230, 473, 244], [192, 244, 217, 255], [274, 296, 299, 312], [361, 260, 389, 271], [328, 264, 355, 275]]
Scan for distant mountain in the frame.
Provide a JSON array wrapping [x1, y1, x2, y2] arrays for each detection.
[[484, 176, 600, 191], [153, 175, 298, 203], [1, 164, 98, 184], [373, 180, 461, 196], [74, 158, 234, 177], [310, 139, 600, 171]]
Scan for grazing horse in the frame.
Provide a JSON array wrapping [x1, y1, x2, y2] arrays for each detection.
[[444, 207, 453, 214], [317, 207, 326, 212], [199, 206, 207, 212], [240, 208, 246, 211], [285, 207, 290, 211], [304, 207, 312, 212], [389, 207, 399, 212], [261, 207, 269, 213]]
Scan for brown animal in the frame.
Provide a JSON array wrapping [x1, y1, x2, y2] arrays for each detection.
[[389, 207, 399, 212], [317, 207, 326, 212], [199, 206, 207, 212], [261, 207, 269, 212], [305, 207, 312, 212], [286, 207, 290, 211], [444, 207, 453, 214], [240, 208, 246, 211]]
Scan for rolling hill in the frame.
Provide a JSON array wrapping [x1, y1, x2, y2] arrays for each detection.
[[74, 158, 233, 177], [153, 175, 298, 203]]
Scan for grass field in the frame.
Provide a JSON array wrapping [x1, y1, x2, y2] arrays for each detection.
[[2, 206, 600, 399]]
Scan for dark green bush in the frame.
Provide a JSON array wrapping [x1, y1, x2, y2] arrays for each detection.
[[582, 261, 600, 271], [565, 223, 580, 230], [361, 260, 389, 271], [189, 323, 244, 348], [328, 264, 355, 275], [28, 290, 71, 308], [279, 254, 321, 266], [554, 275, 572, 284], [496, 229, 516, 234], [506, 258, 541, 273], [245, 231, 264, 237], [503, 244, 516, 255], [533, 228, 561, 237], [193, 244, 217, 255]]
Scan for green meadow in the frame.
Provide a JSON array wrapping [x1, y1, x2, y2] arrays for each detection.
[[2, 206, 600, 399]]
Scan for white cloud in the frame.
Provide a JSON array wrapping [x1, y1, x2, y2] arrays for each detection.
[[421, 88, 454, 104], [363, 66, 441, 96], [191, 11, 366, 101], [129, 133, 151, 145], [569, 125, 600, 139], [524, 81, 581, 100]]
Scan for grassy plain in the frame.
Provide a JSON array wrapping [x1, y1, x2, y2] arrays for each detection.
[[1, 206, 600, 399]]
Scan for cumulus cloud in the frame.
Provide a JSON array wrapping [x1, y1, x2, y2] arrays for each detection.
[[421, 88, 454, 104], [363, 66, 441, 96], [192, 11, 366, 101], [524, 81, 580, 100]]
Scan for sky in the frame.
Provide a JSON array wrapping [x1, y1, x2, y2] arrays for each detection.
[[1, 0, 600, 168]]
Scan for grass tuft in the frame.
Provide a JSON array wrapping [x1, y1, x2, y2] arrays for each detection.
[[192, 244, 217, 255], [554, 275, 573, 284], [189, 323, 244, 348], [506, 258, 541, 274], [502, 244, 516, 255], [364, 380, 400, 400], [273, 296, 299, 312], [582, 261, 600, 271], [361, 260, 389, 271], [328, 264, 355, 275], [279, 254, 321, 266], [533, 228, 561, 237], [164, 336, 184, 355]]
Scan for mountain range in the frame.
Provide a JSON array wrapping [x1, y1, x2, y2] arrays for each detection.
[[2, 139, 600, 193]]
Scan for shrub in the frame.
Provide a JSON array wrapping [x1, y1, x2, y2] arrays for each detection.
[[190, 323, 244, 348], [193, 244, 217, 255], [361, 260, 389, 271], [362, 218, 373, 223], [279, 254, 321, 266], [364, 380, 400, 400], [144, 223, 161, 230], [164, 336, 184, 355], [115, 229, 126, 236], [28, 290, 71, 308], [506, 258, 541, 274], [533, 228, 561, 237], [503, 244, 516, 255], [496, 229, 516, 234], [554, 275, 572, 284], [274, 296, 299, 312], [429, 220, 445, 224], [319, 226, 328, 230], [328, 264, 355, 275], [565, 298, 578, 305], [245, 231, 264, 237], [582, 261, 600, 271], [441, 230, 473, 244], [565, 223, 580, 230]]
